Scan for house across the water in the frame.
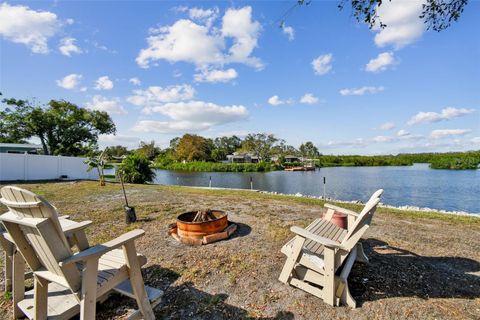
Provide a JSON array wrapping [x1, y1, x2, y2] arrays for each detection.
[[0, 143, 41, 154], [226, 152, 260, 163]]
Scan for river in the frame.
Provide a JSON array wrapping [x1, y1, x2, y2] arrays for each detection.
[[152, 164, 480, 214]]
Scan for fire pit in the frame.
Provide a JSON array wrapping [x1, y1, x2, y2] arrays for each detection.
[[169, 209, 237, 245]]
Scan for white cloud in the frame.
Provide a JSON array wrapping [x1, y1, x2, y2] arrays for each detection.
[[365, 52, 397, 72], [397, 129, 410, 137], [132, 120, 210, 134], [194, 68, 238, 83], [136, 6, 262, 72], [131, 100, 248, 134], [471, 137, 480, 145], [58, 37, 82, 56], [373, 0, 425, 49], [127, 84, 196, 109], [56, 73, 82, 90], [408, 107, 476, 125], [99, 134, 140, 149], [137, 19, 223, 68], [188, 7, 219, 28], [268, 95, 287, 106], [373, 135, 394, 143], [300, 93, 319, 105], [282, 25, 294, 41], [340, 86, 384, 96], [322, 138, 367, 149], [147, 101, 248, 123], [312, 54, 333, 75], [380, 122, 395, 130], [85, 95, 126, 115], [129, 77, 141, 86], [221, 6, 262, 69], [0, 3, 60, 53], [95, 76, 114, 90], [429, 129, 471, 139]]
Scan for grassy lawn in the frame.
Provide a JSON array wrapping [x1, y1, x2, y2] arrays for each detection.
[[0, 181, 479, 319]]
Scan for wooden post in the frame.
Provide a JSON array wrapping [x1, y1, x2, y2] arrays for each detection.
[[250, 176, 253, 190], [119, 173, 136, 224], [13, 249, 25, 318], [323, 176, 326, 199], [34, 276, 48, 320]]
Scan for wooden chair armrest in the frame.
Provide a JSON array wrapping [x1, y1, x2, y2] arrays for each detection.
[[62, 220, 92, 236], [324, 204, 359, 217], [0, 211, 48, 228], [60, 229, 145, 266], [290, 226, 344, 249], [58, 215, 70, 219]]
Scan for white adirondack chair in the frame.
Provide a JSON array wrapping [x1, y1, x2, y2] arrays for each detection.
[[279, 189, 383, 308], [0, 215, 92, 318], [0, 186, 161, 320]]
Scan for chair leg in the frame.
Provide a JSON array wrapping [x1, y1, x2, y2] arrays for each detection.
[[355, 243, 369, 264], [279, 236, 305, 284], [34, 276, 48, 320], [323, 247, 336, 306], [80, 258, 99, 320], [13, 250, 25, 319], [340, 280, 356, 308], [3, 242, 14, 292], [123, 242, 155, 320]]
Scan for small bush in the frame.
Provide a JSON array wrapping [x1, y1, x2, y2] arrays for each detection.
[[119, 153, 156, 184]]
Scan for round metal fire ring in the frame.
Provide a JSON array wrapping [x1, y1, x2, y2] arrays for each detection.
[[176, 210, 228, 239]]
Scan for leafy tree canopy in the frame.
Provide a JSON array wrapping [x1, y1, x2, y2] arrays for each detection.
[[174, 134, 214, 161], [136, 141, 160, 160], [299, 141, 320, 158], [104, 145, 130, 159], [0, 98, 116, 156], [338, 0, 468, 32], [241, 133, 281, 161]]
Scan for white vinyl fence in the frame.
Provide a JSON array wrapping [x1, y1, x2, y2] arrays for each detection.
[[0, 153, 99, 181]]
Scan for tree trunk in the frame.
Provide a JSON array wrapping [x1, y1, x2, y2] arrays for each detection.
[[39, 136, 49, 155]]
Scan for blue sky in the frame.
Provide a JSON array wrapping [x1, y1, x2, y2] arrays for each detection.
[[1, 1, 479, 155]]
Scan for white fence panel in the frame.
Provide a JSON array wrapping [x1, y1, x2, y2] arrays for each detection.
[[0, 153, 99, 181]]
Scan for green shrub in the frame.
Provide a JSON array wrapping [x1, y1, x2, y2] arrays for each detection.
[[119, 153, 156, 184], [154, 161, 282, 172]]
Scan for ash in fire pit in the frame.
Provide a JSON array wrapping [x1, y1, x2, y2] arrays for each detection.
[[169, 209, 237, 245]]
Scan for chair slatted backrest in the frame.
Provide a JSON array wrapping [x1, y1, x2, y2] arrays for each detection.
[[0, 186, 81, 292], [339, 189, 383, 251]]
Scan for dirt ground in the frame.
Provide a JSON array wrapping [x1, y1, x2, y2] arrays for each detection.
[[0, 181, 479, 320]]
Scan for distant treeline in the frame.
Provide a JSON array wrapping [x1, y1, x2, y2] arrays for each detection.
[[102, 133, 480, 172], [314, 151, 480, 170]]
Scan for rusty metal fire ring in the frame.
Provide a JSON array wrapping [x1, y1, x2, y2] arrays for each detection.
[[169, 210, 237, 245]]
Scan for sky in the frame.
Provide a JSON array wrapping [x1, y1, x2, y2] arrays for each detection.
[[1, 0, 479, 155]]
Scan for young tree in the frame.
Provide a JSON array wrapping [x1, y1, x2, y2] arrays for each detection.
[[119, 153, 156, 184], [0, 98, 116, 156]]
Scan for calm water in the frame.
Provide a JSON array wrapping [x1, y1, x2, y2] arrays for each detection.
[[152, 164, 480, 214]]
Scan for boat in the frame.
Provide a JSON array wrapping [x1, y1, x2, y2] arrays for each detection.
[[284, 165, 315, 171]]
